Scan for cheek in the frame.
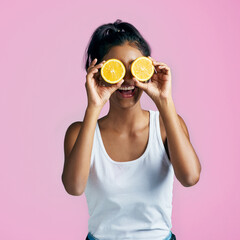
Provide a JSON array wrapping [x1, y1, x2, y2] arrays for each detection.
[[135, 88, 143, 99]]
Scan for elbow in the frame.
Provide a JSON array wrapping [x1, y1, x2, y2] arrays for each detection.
[[61, 174, 84, 196], [65, 187, 84, 196], [181, 172, 201, 187], [180, 161, 202, 187]]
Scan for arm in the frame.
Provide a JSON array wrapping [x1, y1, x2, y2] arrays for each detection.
[[61, 58, 124, 196], [62, 106, 101, 196], [157, 98, 201, 187], [133, 56, 201, 187]]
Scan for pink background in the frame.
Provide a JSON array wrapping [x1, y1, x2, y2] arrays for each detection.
[[1, 0, 240, 239]]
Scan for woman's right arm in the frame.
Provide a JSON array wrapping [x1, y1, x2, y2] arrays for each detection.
[[62, 58, 124, 196], [62, 105, 101, 196]]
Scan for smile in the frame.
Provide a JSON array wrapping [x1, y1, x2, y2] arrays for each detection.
[[116, 86, 137, 98]]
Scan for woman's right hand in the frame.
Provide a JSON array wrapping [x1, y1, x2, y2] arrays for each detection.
[[85, 58, 124, 109]]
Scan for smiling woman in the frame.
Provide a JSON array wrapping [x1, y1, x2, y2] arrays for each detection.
[[62, 19, 200, 240]]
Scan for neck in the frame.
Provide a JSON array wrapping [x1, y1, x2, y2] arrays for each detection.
[[105, 101, 147, 131]]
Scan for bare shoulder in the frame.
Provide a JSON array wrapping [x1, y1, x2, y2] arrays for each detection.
[[64, 121, 83, 161], [64, 121, 82, 139]]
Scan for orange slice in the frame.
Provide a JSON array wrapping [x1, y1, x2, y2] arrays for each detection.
[[131, 56, 154, 82], [100, 59, 126, 84]]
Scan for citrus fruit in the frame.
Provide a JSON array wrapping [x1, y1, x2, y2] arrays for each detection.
[[100, 59, 126, 84], [131, 56, 154, 82]]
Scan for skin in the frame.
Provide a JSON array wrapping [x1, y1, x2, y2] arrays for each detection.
[[62, 41, 202, 196], [94, 43, 152, 162]]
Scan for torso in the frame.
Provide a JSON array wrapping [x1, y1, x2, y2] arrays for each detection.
[[97, 110, 169, 163]]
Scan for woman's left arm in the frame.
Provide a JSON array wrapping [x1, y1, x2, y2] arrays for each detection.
[[133, 56, 201, 187], [157, 97, 201, 187]]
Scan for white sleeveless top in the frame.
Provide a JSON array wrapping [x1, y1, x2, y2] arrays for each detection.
[[84, 110, 174, 240]]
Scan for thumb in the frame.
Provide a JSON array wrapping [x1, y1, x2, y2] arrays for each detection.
[[133, 78, 148, 91], [109, 79, 124, 94]]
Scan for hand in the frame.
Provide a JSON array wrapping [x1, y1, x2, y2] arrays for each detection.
[[133, 56, 172, 105], [85, 58, 124, 108]]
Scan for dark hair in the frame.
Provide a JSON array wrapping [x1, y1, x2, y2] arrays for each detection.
[[84, 19, 151, 72]]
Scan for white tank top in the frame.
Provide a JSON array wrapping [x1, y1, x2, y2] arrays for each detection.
[[84, 110, 174, 240]]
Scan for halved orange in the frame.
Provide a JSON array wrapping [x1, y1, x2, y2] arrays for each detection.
[[131, 56, 154, 82], [100, 59, 126, 84]]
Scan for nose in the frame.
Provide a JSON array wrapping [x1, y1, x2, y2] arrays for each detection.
[[123, 68, 135, 85]]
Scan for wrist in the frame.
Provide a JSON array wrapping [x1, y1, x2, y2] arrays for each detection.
[[156, 96, 174, 111], [86, 104, 102, 115]]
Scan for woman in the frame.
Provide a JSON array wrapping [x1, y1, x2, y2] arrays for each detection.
[[62, 19, 201, 240]]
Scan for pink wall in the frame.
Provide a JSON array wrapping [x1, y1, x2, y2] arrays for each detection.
[[1, 0, 240, 239]]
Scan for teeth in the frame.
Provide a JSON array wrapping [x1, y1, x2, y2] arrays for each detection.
[[119, 86, 135, 90]]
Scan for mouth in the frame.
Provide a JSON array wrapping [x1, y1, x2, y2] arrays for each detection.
[[116, 86, 137, 98]]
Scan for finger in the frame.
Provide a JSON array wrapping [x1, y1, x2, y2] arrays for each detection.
[[148, 56, 168, 67], [148, 57, 169, 73], [153, 63, 167, 73], [87, 58, 102, 71], [156, 65, 170, 74], [89, 58, 98, 68], [148, 56, 155, 62], [148, 56, 166, 65], [132, 78, 148, 91], [152, 61, 168, 67], [87, 60, 106, 74], [108, 80, 125, 94], [154, 63, 168, 67], [87, 62, 104, 77], [86, 68, 99, 81], [95, 60, 106, 69], [157, 65, 170, 71], [116, 79, 125, 88]]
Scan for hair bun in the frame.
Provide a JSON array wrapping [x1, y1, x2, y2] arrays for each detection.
[[104, 26, 125, 36]]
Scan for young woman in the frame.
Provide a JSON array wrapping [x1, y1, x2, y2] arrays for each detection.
[[62, 19, 201, 240]]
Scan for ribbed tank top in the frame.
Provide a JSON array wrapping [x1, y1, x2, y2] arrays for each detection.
[[84, 110, 174, 240]]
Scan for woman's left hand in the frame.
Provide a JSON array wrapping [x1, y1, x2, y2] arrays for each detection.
[[133, 56, 172, 105]]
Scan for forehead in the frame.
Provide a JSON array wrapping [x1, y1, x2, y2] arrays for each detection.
[[103, 42, 143, 64]]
